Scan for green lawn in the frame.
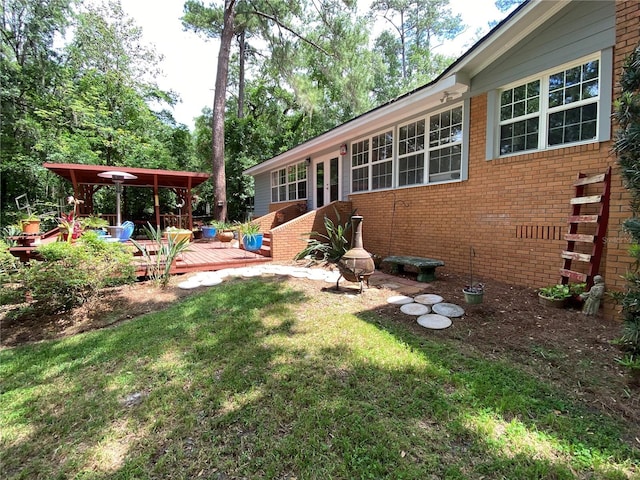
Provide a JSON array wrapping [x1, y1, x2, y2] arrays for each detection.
[[1, 278, 638, 479]]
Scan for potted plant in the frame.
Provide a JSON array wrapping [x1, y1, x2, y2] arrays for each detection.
[[80, 215, 109, 236], [462, 246, 484, 304], [537, 283, 573, 308], [463, 283, 485, 304], [214, 221, 235, 242], [239, 221, 263, 251], [58, 196, 84, 242], [201, 220, 218, 239], [164, 226, 192, 244], [19, 213, 41, 235]]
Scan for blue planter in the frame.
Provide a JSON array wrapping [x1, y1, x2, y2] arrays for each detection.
[[202, 226, 217, 239], [242, 233, 263, 251]]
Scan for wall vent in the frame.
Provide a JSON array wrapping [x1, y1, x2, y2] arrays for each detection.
[[515, 225, 563, 240]]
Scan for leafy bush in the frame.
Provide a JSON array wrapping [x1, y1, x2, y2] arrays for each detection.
[[0, 240, 25, 305], [615, 41, 640, 372], [538, 283, 585, 300], [20, 232, 135, 315]]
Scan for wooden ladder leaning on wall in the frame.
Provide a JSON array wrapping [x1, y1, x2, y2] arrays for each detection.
[[560, 166, 611, 289]]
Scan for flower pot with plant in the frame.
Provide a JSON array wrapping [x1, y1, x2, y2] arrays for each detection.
[[164, 226, 192, 244], [214, 222, 235, 242], [239, 221, 263, 251], [537, 284, 572, 308], [201, 221, 218, 239], [58, 196, 85, 242], [538, 282, 586, 308], [80, 215, 109, 236], [462, 246, 484, 304], [19, 213, 41, 235]]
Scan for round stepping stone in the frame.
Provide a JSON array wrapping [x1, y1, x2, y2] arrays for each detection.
[[200, 277, 223, 286], [400, 303, 431, 315], [387, 295, 414, 305], [178, 281, 200, 290], [432, 302, 465, 318], [417, 314, 452, 329], [414, 294, 444, 305]]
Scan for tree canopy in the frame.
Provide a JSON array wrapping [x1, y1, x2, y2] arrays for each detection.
[[1, 0, 477, 227]]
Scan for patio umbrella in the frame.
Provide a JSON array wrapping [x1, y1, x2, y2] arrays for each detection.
[[97, 170, 138, 226]]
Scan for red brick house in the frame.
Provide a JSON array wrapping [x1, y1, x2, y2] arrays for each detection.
[[244, 0, 640, 318]]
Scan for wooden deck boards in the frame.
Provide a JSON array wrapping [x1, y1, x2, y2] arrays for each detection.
[[9, 236, 271, 277], [134, 239, 271, 276]]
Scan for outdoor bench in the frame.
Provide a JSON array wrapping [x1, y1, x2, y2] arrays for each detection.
[[382, 255, 445, 282]]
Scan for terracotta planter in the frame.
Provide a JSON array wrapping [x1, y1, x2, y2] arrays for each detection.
[[21, 220, 40, 235]]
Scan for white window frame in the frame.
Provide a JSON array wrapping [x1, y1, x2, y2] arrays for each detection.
[[495, 53, 603, 157], [349, 102, 467, 194], [397, 118, 425, 187], [350, 130, 394, 192], [270, 161, 307, 203], [427, 105, 464, 183]]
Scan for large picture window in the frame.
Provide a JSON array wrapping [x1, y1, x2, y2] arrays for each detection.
[[271, 161, 307, 202], [498, 56, 599, 155], [349, 104, 464, 193]]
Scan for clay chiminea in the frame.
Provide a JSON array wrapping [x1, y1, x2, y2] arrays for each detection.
[[337, 215, 375, 292]]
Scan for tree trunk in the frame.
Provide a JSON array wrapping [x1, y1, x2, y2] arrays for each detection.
[[238, 29, 245, 119], [211, 0, 237, 221]]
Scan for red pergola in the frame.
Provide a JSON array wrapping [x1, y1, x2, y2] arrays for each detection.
[[43, 163, 211, 230]]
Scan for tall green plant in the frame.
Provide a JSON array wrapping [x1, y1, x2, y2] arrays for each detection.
[[295, 208, 354, 264], [130, 223, 190, 287], [614, 41, 640, 375]]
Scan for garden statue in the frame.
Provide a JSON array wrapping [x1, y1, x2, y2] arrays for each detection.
[[580, 275, 605, 315]]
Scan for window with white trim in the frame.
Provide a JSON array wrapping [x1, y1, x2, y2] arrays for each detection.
[[271, 161, 307, 202], [398, 119, 425, 186], [351, 131, 393, 192], [351, 139, 369, 192], [498, 56, 600, 156], [428, 106, 462, 182], [372, 131, 393, 189]]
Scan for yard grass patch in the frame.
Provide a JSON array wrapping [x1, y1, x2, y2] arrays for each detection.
[[1, 278, 638, 479]]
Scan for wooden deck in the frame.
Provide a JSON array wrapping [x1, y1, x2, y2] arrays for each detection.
[[133, 239, 272, 277], [8, 234, 272, 277]]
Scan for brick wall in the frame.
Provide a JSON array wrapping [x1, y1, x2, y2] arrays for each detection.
[[269, 201, 353, 262], [347, 2, 640, 319]]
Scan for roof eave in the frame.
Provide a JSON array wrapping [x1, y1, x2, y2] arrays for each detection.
[[244, 73, 470, 176]]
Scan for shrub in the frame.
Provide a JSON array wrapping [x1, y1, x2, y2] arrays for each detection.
[[0, 240, 25, 305], [20, 232, 135, 315], [615, 41, 640, 373]]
